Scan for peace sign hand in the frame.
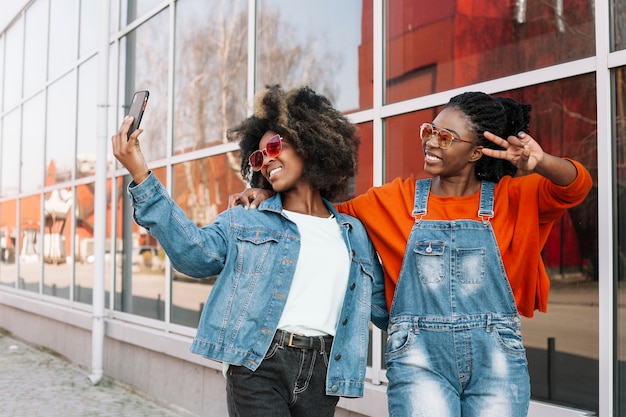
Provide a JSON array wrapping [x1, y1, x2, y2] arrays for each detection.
[[481, 131, 544, 175]]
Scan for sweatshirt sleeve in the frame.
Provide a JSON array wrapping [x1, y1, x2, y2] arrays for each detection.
[[536, 159, 593, 221]]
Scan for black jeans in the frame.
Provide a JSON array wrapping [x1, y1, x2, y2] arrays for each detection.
[[226, 333, 338, 417]]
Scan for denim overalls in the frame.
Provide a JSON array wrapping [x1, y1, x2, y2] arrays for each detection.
[[385, 179, 530, 417]]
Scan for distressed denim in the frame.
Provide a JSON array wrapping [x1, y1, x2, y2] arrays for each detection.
[[128, 173, 388, 398], [386, 179, 530, 417]]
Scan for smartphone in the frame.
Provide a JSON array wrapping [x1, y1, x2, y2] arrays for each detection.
[[126, 90, 149, 140]]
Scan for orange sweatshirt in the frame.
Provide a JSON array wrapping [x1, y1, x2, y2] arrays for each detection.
[[335, 160, 592, 318]]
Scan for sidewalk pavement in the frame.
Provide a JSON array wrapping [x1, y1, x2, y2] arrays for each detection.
[[0, 332, 194, 417]]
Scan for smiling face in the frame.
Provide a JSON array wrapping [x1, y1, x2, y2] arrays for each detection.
[[256, 130, 308, 193], [423, 107, 483, 179]]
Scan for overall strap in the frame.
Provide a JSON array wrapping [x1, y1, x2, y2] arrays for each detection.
[[478, 180, 496, 223], [412, 178, 431, 223]]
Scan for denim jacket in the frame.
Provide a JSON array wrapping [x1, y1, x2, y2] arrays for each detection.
[[128, 173, 388, 397]]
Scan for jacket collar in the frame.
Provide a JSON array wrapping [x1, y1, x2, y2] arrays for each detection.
[[259, 193, 351, 229]]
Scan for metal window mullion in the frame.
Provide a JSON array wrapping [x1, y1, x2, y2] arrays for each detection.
[[164, 0, 176, 329], [370, 0, 385, 385], [595, 0, 615, 415]]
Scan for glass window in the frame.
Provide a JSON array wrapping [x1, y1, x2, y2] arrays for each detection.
[[1, 109, 20, 197], [173, 0, 248, 155], [384, 0, 595, 104], [0, 33, 4, 112], [43, 187, 73, 298], [21, 94, 45, 192], [256, 0, 371, 112], [72, 183, 94, 305], [614, 0, 626, 51], [615, 66, 626, 416], [114, 167, 167, 320], [384, 75, 598, 413], [122, 0, 163, 25], [170, 155, 247, 326], [353, 121, 374, 198], [19, 195, 42, 293], [76, 56, 97, 179], [0, 199, 17, 286], [118, 10, 169, 162], [23, 0, 48, 98], [4, 17, 24, 110], [79, 0, 98, 58], [75, 182, 97, 305], [46, 73, 77, 184], [48, 0, 78, 81], [384, 110, 429, 182], [503, 79, 598, 413]]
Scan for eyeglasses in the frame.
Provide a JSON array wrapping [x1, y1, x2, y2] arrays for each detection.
[[420, 123, 474, 149], [249, 134, 283, 171]]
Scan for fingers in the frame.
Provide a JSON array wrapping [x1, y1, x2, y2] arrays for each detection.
[[118, 116, 134, 139], [112, 117, 135, 151], [228, 190, 259, 210], [228, 193, 251, 210], [248, 195, 261, 210], [112, 117, 137, 155], [483, 131, 532, 153], [228, 194, 239, 208], [111, 117, 150, 184], [229, 189, 274, 210], [483, 131, 508, 147], [484, 131, 528, 148]]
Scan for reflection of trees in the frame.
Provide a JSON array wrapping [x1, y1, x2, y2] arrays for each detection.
[[128, 10, 170, 160], [616, 68, 626, 281], [615, 0, 626, 50], [501, 76, 598, 280], [256, 7, 342, 104], [171, 1, 341, 224]]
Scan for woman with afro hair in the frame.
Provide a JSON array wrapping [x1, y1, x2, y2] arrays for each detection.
[[111, 85, 388, 417], [232, 91, 593, 416]]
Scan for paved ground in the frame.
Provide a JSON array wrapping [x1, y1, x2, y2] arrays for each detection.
[[0, 332, 193, 417]]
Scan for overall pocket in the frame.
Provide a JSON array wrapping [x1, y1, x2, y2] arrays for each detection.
[[413, 241, 445, 284], [456, 247, 486, 284]]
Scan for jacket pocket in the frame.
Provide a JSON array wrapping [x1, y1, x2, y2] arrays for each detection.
[[235, 230, 279, 274]]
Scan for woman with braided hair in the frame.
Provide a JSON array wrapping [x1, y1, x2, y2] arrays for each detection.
[[112, 85, 388, 417], [231, 91, 592, 416]]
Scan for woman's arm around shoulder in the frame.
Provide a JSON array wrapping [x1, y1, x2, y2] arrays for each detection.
[[337, 212, 389, 330]]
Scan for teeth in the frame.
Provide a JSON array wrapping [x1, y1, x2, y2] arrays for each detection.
[[269, 167, 282, 177], [425, 153, 441, 161]]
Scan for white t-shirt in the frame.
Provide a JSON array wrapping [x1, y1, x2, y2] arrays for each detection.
[[223, 210, 350, 377], [277, 209, 350, 336]]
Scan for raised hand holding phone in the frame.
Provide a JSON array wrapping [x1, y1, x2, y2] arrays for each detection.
[[126, 90, 149, 140], [112, 93, 151, 185]]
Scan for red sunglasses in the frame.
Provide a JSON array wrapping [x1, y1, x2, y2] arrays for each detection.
[[248, 134, 283, 171]]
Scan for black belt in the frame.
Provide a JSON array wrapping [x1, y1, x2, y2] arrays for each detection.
[[274, 329, 333, 351]]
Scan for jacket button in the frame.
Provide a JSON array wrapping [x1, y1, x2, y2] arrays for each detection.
[[342, 318, 348, 325], [350, 282, 356, 290], [335, 354, 341, 360], [351, 249, 356, 256], [331, 385, 339, 393]]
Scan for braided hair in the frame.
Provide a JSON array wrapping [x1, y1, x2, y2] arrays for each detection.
[[444, 91, 531, 182], [228, 85, 360, 201]]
